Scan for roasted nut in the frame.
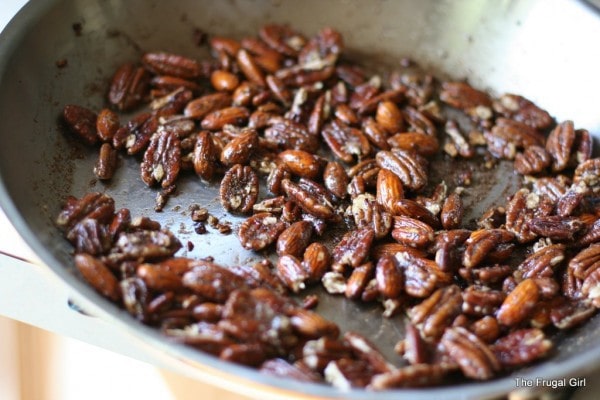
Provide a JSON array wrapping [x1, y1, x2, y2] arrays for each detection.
[[96, 108, 120, 142], [331, 227, 375, 271], [74, 253, 121, 302], [375, 255, 403, 299], [220, 128, 259, 166], [184, 92, 232, 119], [409, 285, 463, 339], [193, 131, 219, 180], [440, 193, 463, 230], [238, 212, 286, 251], [140, 130, 181, 188], [302, 242, 331, 282], [142, 52, 201, 79], [63, 104, 98, 145], [277, 221, 313, 257], [108, 63, 150, 111], [441, 326, 500, 380], [278, 149, 323, 179], [375, 149, 427, 192], [93, 143, 118, 180], [282, 178, 335, 220], [376, 100, 403, 133], [322, 119, 371, 163], [491, 328, 552, 367], [211, 69, 240, 91], [345, 262, 374, 299], [201, 106, 250, 130], [277, 255, 310, 293], [391, 216, 434, 248], [220, 164, 259, 214], [497, 279, 540, 326], [323, 161, 349, 199]]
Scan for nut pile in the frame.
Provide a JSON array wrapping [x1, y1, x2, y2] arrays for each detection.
[[58, 24, 600, 389]]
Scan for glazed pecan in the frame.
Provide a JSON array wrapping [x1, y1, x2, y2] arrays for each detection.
[[505, 188, 553, 243], [550, 299, 596, 330], [351, 194, 392, 239], [331, 227, 375, 271], [108, 63, 150, 111], [96, 108, 120, 142], [485, 118, 545, 160], [110, 229, 182, 262], [63, 104, 98, 145], [545, 120, 575, 171], [66, 218, 111, 255], [193, 131, 219, 181], [439, 82, 492, 114], [113, 112, 158, 154], [462, 286, 505, 317], [344, 331, 394, 373], [517, 244, 565, 279], [220, 165, 259, 213], [514, 145, 551, 175], [375, 149, 427, 192], [56, 192, 115, 230], [527, 216, 585, 241], [492, 93, 553, 130], [141, 130, 181, 188], [574, 158, 600, 191], [282, 178, 335, 220], [434, 229, 470, 272], [491, 328, 552, 367], [395, 251, 451, 298], [238, 212, 286, 251], [463, 229, 515, 268], [362, 118, 391, 150], [440, 326, 500, 380], [443, 120, 473, 158], [264, 118, 319, 152], [142, 52, 201, 79], [321, 119, 371, 163], [388, 132, 439, 157]]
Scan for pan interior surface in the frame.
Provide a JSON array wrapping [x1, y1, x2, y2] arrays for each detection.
[[0, 0, 600, 399]]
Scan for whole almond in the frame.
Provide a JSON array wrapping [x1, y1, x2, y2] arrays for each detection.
[[277, 220, 313, 257], [497, 278, 540, 326]]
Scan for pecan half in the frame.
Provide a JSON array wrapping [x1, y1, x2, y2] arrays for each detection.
[[141, 130, 181, 188], [220, 164, 259, 214], [491, 328, 552, 367], [238, 212, 286, 251], [440, 326, 500, 380]]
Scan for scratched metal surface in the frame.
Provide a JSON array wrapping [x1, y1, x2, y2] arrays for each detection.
[[0, 1, 600, 399]]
